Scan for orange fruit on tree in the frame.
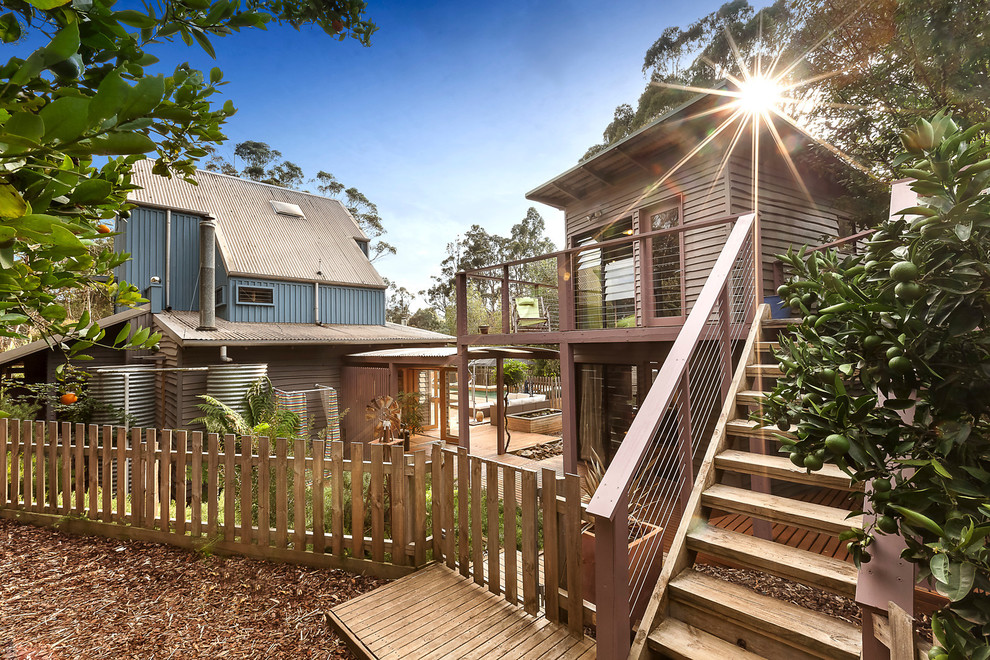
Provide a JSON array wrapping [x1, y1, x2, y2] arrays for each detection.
[[97, 224, 111, 234], [60, 392, 78, 405]]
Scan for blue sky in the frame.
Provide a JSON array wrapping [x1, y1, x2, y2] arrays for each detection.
[[21, 1, 773, 306]]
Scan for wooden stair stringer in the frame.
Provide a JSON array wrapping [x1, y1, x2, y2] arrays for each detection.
[[629, 304, 770, 659]]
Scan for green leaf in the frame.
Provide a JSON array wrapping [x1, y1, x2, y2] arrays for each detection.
[[0, 13, 22, 43], [75, 310, 90, 330], [69, 178, 112, 205], [25, 0, 72, 10], [931, 553, 950, 583], [954, 221, 972, 241], [87, 131, 156, 155], [0, 184, 27, 218], [130, 326, 150, 345], [40, 304, 67, 322], [119, 75, 165, 122], [3, 112, 45, 142], [113, 9, 157, 28], [48, 224, 86, 255], [39, 96, 90, 143], [191, 29, 216, 58], [931, 460, 952, 479], [88, 70, 129, 125], [113, 322, 132, 345], [889, 505, 944, 536], [935, 560, 976, 602], [43, 21, 80, 64]]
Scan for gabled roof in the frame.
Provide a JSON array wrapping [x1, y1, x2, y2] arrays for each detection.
[[127, 160, 385, 289], [154, 311, 452, 347], [527, 86, 864, 210]]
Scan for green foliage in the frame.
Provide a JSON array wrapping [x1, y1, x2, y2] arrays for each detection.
[[192, 377, 300, 441], [502, 360, 528, 389], [406, 307, 443, 332], [0, 0, 374, 364], [1, 373, 126, 424], [761, 113, 990, 658], [396, 390, 426, 436]]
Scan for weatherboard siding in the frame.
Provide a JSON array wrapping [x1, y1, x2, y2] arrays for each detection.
[[117, 206, 167, 300], [225, 278, 386, 326], [320, 285, 386, 325]]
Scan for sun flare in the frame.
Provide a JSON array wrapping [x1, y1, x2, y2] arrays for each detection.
[[736, 75, 784, 115]]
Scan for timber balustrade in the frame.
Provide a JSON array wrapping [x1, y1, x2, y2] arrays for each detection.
[[458, 214, 740, 340], [586, 212, 761, 657], [0, 419, 592, 633]]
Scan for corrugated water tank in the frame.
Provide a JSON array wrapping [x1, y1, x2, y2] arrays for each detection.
[[206, 363, 268, 417], [90, 366, 158, 428]]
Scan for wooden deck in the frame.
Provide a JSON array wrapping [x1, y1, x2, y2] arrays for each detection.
[[327, 564, 596, 660]]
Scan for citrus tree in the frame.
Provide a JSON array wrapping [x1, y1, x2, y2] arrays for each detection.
[[0, 0, 375, 364], [762, 113, 990, 659]]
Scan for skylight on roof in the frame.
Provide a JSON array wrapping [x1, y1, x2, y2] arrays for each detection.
[[270, 200, 305, 218]]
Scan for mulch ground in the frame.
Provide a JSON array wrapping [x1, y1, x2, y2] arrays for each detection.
[[0, 519, 388, 659]]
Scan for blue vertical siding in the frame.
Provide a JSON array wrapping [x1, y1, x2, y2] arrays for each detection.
[[116, 206, 166, 307], [229, 278, 315, 324], [215, 251, 229, 319], [168, 211, 201, 311], [320, 285, 385, 325]]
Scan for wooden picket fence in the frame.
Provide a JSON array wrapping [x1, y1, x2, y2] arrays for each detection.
[[430, 445, 591, 635], [530, 375, 562, 409], [0, 418, 429, 579]]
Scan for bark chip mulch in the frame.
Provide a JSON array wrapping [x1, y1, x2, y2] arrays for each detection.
[[0, 519, 388, 659]]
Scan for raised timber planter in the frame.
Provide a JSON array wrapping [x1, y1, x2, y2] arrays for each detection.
[[505, 408, 562, 435], [581, 521, 663, 619]]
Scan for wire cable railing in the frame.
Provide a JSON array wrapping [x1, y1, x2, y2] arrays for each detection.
[[586, 212, 759, 657]]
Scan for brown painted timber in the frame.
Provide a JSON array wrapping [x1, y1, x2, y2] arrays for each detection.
[[326, 564, 595, 659]]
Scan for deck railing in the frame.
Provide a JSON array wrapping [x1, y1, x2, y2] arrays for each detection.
[[586, 212, 760, 657], [0, 420, 431, 578], [458, 215, 740, 339]]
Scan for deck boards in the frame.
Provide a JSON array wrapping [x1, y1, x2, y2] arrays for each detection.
[[327, 564, 595, 659]]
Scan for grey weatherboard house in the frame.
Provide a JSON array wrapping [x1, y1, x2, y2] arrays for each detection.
[[0, 160, 450, 432]]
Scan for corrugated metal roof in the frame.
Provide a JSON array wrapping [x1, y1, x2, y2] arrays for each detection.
[[127, 160, 385, 288], [0, 305, 152, 367], [155, 311, 452, 346]]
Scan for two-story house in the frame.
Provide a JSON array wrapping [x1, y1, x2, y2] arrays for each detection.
[[0, 160, 451, 435]]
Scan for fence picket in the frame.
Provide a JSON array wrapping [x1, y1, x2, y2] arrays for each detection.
[[240, 442, 253, 545], [565, 473, 583, 634], [10, 421, 19, 508], [504, 466, 518, 605], [471, 456, 484, 585], [175, 430, 187, 535], [332, 440, 342, 557], [146, 430, 158, 528], [312, 440, 326, 554], [351, 442, 364, 559], [61, 423, 71, 515], [521, 470, 539, 616], [131, 429, 144, 526], [191, 432, 203, 536], [330, 441, 343, 556], [293, 438, 306, 551], [160, 429, 172, 531], [223, 434, 235, 542], [430, 443, 441, 562], [413, 450, 426, 566], [486, 460, 500, 596], [101, 425, 111, 522], [207, 433, 219, 538], [73, 423, 84, 513], [370, 443, 384, 563], [457, 447, 469, 577], [275, 437, 287, 549], [47, 421, 57, 512], [256, 436, 270, 547], [88, 424, 99, 518], [442, 449, 455, 570], [115, 427, 126, 522], [390, 445, 405, 566], [541, 468, 560, 624], [0, 419, 6, 508], [22, 421, 32, 511], [34, 421, 45, 511]]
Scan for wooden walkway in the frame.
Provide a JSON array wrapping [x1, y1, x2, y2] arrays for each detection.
[[327, 564, 596, 659]]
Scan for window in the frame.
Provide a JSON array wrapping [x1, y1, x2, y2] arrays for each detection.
[[573, 218, 635, 329], [237, 285, 274, 305]]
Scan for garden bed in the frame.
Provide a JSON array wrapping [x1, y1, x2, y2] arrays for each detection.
[[505, 408, 562, 434], [0, 518, 386, 659]]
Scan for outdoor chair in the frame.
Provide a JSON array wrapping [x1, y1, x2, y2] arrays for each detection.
[[512, 296, 551, 332]]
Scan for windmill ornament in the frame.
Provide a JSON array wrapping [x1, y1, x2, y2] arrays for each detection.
[[366, 395, 401, 443]]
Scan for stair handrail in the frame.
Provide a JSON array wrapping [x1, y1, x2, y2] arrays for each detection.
[[587, 211, 759, 658]]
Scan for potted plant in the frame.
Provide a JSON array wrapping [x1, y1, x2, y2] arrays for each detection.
[[396, 390, 426, 451], [579, 450, 663, 615]]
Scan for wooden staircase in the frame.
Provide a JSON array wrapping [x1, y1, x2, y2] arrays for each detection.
[[631, 309, 865, 660]]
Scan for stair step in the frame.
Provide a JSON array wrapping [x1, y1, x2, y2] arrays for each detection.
[[647, 618, 766, 660], [701, 484, 863, 535], [668, 570, 860, 660], [686, 525, 858, 598], [735, 390, 767, 407], [726, 419, 795, 442], [756, 341, 780, 353], [746, 364, 783, 378], [715, 449, 860, 491], [763, 318, 799, 330]]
